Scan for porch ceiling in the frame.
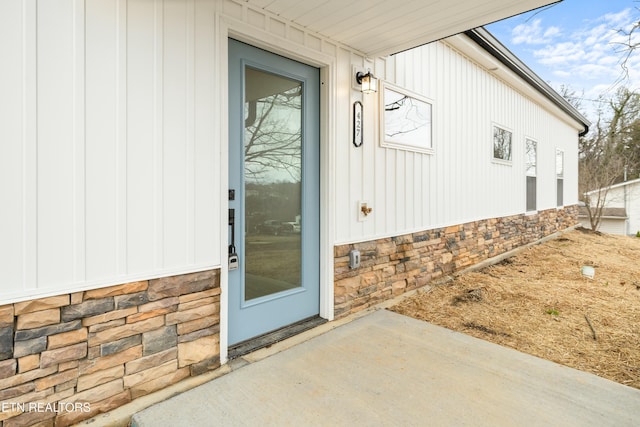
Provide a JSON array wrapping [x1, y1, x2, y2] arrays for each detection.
[[242, 0, 560, 57]]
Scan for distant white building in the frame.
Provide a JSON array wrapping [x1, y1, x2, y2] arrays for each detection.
[[580, 178, 640, 235]]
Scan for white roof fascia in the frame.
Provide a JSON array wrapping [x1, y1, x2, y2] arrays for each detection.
[[459, 27, 590, 136]]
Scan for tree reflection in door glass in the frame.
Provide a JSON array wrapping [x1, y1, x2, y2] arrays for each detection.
[[243, 67, 302, 301]]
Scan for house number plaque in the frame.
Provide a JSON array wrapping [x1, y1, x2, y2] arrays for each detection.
[[353, 101, 363, 147]]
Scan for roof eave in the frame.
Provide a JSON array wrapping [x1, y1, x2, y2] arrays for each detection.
[[585, 177, 640, 194], [465, 27, 590, 136]]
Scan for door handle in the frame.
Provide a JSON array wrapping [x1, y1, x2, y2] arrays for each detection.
[[228, 209, 239, 271], [228, 208, 235, 247]]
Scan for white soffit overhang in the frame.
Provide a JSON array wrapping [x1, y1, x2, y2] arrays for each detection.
[[240, 0, 561, 57]]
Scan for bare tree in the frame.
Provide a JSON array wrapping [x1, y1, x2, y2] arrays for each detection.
[[579, 87, 640, 230], [580, 146, 627, 231], [244, 87, 302, 183], [614, 4, 640, 81]]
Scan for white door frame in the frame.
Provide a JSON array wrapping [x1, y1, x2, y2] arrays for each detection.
[[216, 15, 337, 363]]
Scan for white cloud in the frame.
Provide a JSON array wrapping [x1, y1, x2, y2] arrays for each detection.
[[530, 7, 639, 88], [577, 63, 620, 80], [552, 70, 572, 79], [511, 19, 560, 45], [588, 83, 612, 95], [493, 6, 640, 119], [534, 42, 585, 65], [543, 26, 561, 39], [602, 8, 633, 27], [597, 55, 619, 66]]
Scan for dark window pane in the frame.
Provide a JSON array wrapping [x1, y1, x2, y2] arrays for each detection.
[[557, 178, 563, 206], [526, 176, 537, 211]]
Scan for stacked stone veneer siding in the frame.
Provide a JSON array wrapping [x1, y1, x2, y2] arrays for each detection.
[[334, 206, 578, 318], [0, 269, 220, 427]]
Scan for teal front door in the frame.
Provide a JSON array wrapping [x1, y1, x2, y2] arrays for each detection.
[[228, 39, 320, 345]]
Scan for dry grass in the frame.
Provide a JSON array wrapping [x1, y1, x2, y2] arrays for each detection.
[[390, 228, 640, 389]]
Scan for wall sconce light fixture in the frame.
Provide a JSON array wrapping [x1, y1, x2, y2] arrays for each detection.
[[356, 70, 378, 94]]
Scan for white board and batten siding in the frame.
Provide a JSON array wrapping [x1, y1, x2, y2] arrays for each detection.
[[0, 0, 220, 303], [598, 180, 640, 235], [595, 219, 627, 235], [0, 0, 582, 305], [334, 38, 581, 244], [628, 183, 640, 235]]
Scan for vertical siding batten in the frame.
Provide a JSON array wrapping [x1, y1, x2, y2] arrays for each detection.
[[37, 0, 75, 287], [23, 0, 38, 292], [186, 0, 196, 266], [216, 3, 230, 362], [127, 0, 156, 274], [194, 0, 220, 266], [73, 0, 86, 284], [373, 55, 386, 235], [154, 0, 165, 270], [117, 0, 128, 276], [453, 46, 463, 221], [334, 49, 351, 241], [86, 0, 117, 281], [320, 48, 338, 321], [362, 59, 376, 237], [163, 0, 187, 268], [0, 1, 27, 293], [352, 54, 364, 236]]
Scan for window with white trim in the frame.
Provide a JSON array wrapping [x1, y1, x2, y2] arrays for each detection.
[[556, 149, 564, 206], [493, 124, 512, 162], [380, 81, 433, 154], [525, 139, 537, 211]]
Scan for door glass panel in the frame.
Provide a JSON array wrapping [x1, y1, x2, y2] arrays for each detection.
[[244, 66, 302, 301]]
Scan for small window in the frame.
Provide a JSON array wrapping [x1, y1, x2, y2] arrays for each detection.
[[493, 125, 512, 162], [525, 139, 537, 176], [556, 149, 564, 206], [527, 176, 537, 211], [525, 139, 537, 211], [380, 81, 433, 153], [556, 149, 564, 176]]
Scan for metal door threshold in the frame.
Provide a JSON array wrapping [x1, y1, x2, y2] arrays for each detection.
[[228, 316, 327, 360]]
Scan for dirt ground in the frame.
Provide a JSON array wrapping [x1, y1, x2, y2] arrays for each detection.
[[390, 227, 640, 390]]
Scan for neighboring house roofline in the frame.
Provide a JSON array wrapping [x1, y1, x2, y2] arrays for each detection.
[[585, 177, 640, 195], [578, 206, 628, 219], [465, 27, 590, 137]]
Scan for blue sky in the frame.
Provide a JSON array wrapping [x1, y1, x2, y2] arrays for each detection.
[[486, 0, 640, 120]]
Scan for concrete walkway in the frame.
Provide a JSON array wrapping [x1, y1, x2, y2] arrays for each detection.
[[131, 309, 640, 427]]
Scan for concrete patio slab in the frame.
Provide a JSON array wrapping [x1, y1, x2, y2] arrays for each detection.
[[131, 309, 640, 426]]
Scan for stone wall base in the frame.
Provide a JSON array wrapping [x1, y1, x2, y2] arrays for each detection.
[[0, 269, 220, 427], [334, 206, 578, 318]]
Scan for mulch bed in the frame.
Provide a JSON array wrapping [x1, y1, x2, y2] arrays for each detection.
[[390, 228, 640, 389]]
